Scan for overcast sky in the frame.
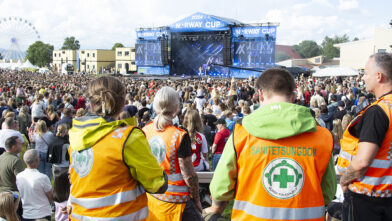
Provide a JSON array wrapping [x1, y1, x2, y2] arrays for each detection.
[[0, 0, 390, 50]]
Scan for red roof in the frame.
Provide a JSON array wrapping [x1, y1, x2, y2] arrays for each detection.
[[276, 45, 303, 59]]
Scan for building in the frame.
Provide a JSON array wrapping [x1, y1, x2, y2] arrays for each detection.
[[52, 50, 77, 72], [276, 55, 339, 69], [115, 47, 136, 74], [79, 49, 115, 73], [335, 27, 392, 70]]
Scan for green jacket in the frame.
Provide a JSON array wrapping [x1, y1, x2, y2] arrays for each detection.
[[210, 102, 336, 205], [69, 115, 165, 193]]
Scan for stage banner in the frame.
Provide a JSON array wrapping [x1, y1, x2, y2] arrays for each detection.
[[170, 12, 231, 32], [135, 42, 163, 66], [232, 26, 277, 39], [137, 66, 170, 75], [230, 68, 263, 79], [232, 41, 276, 69], [136, 30, 169, 41]]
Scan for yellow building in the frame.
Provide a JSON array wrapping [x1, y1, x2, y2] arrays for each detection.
[[52, 50, 77, 72], [79, 49, 115, 74], [335, 27, 392, 70], [115, 47, 136, 74]]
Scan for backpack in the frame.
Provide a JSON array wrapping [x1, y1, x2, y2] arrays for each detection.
[[43, 137, 66, 164]]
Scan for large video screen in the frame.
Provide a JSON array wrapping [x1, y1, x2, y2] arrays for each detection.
[[233, 41, 275, 68], [171, 37, 223, 75], [135, 42, 163, 66]]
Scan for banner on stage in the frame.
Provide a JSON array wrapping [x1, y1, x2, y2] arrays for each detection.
[[170, 12, 231, 32], [232, 26, 277, 39]]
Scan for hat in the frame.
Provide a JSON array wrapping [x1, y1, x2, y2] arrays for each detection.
[[215, 118, 226, 125], [337, 101, 345, 107]]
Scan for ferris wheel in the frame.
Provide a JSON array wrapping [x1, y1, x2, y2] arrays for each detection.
[[0, 17, 40, 61]]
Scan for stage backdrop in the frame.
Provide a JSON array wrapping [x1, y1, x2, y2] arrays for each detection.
[[232, 26, 277, 69]]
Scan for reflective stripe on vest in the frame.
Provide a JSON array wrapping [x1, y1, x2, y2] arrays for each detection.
[[167, 184, 189, 193], [167, 173, 183, 182], [70, 185, 145, 209], [356, 175, 392, 186], [233, 200, 325, 220], [71, 206, 148, 221]]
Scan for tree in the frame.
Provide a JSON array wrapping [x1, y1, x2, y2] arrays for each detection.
[[293, 40, 322, 58], [352, 37, 359, 41], [61, 36, 80, 50], [112, 43, 124, 50], [275, 51, 290, 62], [321, 34, 349, 59], [26, 41, 54, 67]]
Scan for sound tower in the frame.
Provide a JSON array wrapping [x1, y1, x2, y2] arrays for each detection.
[[161, 38, 168, 65], [223, 34, 232, 66]]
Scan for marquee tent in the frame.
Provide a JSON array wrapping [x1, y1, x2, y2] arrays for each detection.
[[20, 60, 39, 69], [312, 67, 359, 77]]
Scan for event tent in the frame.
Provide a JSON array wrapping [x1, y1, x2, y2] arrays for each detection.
[[20, 60, 39, 69], [312, 67, 359, 77]]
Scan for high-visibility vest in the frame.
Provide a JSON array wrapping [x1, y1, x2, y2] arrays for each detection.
[[232, 124, 333, 221], [191, 132, 203, 167], [143, 122, 190, 203], [69, 126, 148, 220], [337, 94, 392, 197]]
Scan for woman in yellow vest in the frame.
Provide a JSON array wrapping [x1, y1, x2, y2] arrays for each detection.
[[143, 86, 204, 221], [68, 76, 167, 221]]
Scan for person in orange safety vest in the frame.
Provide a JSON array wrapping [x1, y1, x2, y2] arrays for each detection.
[[339, 53, 392, 221], [143, 86, 204, 221], [68, 76, 168, 220], [204, 68, 337, 221]]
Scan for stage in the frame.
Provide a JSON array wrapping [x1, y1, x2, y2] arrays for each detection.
[[135, 12, 278, 78]]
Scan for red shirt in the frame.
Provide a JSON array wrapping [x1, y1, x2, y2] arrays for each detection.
[[214, 128, 230, 154]]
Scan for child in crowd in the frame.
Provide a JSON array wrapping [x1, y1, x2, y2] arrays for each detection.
[[0, 191, 20, 221], [53, 169, 70, 221]]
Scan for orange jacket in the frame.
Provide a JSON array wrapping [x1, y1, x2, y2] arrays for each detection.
[[232, 124, 333, 221], [143, 122, 190, 203], [337, 94, 392, 197], [69, 126, 148, 220]]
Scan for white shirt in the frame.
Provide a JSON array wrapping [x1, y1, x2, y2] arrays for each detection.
[[0, 129, 24, 150], [31, 101, 46, 118], [194, 97, 206, 113], [34, 131, 55, 153], [16, 168, 52, 219]]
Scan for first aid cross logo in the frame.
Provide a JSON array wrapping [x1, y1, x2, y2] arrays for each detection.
[[263, 158, 304, 199]]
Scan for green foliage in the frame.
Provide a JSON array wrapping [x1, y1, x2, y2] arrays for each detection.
[[112, 43, 124, 50], [26, 41, 54, 67], [275, 51, 291, 62], [353, 37, 359, 41], [321, 34, 349, 59], [293, 40, 321, 58], [61, 36, 80, 50]]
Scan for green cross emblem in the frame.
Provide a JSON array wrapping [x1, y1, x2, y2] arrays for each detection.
[[273, 168, 294, 188]]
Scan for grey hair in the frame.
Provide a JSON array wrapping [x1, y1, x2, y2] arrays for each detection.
[[370, 53, 392, 79], [23, 149, 39, 166], [153, 86, 180, 131]]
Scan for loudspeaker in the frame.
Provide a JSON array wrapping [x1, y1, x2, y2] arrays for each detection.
[[223, 35, 232, 66], [161, 38, 168, 65]]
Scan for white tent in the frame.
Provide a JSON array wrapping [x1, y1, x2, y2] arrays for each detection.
[[20, 60, 39, 69], [312, 67, 359, 77], [10, 60, 23, 70]]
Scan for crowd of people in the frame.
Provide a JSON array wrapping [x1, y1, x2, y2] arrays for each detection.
[[0, 52, 391, 221]]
